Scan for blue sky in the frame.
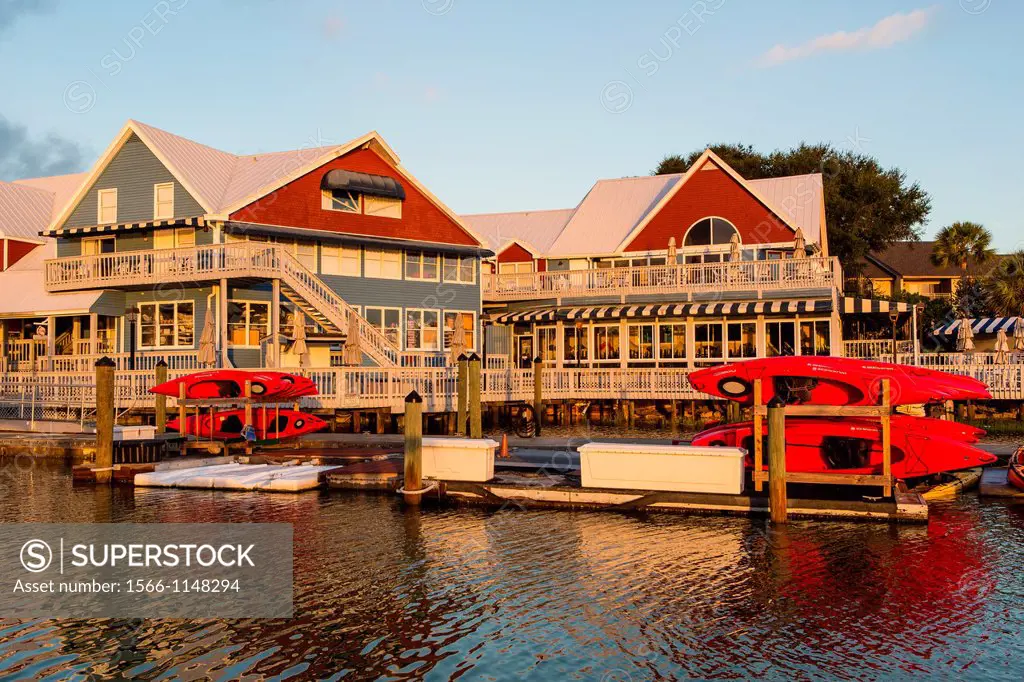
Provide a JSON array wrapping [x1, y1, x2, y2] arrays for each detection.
[[1, 0, 1020, 249]]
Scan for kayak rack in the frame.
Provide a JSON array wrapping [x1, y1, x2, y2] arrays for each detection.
[[176, 380, 302, 456], [750, 378, 895, 498]]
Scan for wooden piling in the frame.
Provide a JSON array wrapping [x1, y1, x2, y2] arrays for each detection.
[[468, 353, 482, 439], [767, 396, 788, 523], [670, 400, 679, 436], [178, 383, 187, 438], [533, 356, 544, 437], [94, 357, 115, 484], [244, 380, 253, 456], [403, 391, 424, 505], [154, 360, 168, 434], [456, 354, 468, 435]]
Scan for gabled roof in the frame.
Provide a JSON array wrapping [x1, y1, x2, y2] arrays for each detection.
[[462, 208, 575, 254], [865, 241, 983, 279], [46, 120, 484, 246], [463, 150, 825, 260], [1, 172, 87, 241]]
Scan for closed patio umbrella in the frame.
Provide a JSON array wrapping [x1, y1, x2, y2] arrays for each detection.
[[342, 313, 362, 366], [667, 237, 677, 264], [793, 227, 807, 258], [1015, 317, 1024, 351], [995, 329, 1010, 364], [292, 312, 309, 368], [198, 301, 216, 367], [956, 318, 975, 354], [449, 313, 467, 366], [729, 233, 741, 262]]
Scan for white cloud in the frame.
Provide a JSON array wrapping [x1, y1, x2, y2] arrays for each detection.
[[759, 7, 935, 67]]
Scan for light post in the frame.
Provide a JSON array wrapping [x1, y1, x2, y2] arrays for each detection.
[[889, 310, 900, 363], [125, 306, 139, 370]]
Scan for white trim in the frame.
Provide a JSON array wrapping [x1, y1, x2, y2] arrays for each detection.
[[404, 250, 441, 282], [442, 253, 477, 284], [495, 238, 540, 260], [443, 309, 478, 352], [226, 299, 271, 349], [97, 188, 118, 224], [404, 308, 442, 352], [364, 247, 402, 280], [137, 300, 196, 350], [364, 306, 402, 349], [153, 182, 175, 220], [681, 216, 741, 248]]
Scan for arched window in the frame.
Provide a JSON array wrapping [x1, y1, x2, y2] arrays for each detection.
[[683, 217, 739, 247]]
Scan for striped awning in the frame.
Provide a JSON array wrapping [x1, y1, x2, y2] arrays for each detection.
[[489, 299, 832, 324], [841, 297, 914, 314], [43, 216, 206, 237], [932, 316, 1022, 337]]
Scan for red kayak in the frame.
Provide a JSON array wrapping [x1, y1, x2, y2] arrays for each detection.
[[1009, 446, 1024, 492], [688, 357, 990, 407], [168, 409, 327, 441], [151, 370, 317, 401], [691, 417, 996, 478]]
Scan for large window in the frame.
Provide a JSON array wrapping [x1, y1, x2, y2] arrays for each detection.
[[727, 322, 757, 359], [593, 325, 620, 362], [628, 323, 655, 361], [766, 320, 797, 357], [81, 237, 115, 256], [405, 309, 440, 351], [443, 311, 477, 352], [228, 301, 270, 347], [443, 255, 476, 284], [154, 182, 174, 219], [97, 189, 118, 224], [537, 327, 557, 363], [800, 320, 831, 356], [684, 217, 739, 247], [405, 251, 438, 281], [282, 240, 317, 270], [695, 322, 724, 360], [153, 227, 195, 250], [321, 244, 361, 276], [563, 325, 589, 364], [365, 307, 401, 347], [324, 189, 360, 213], [139, 301, 194, 349], [364, 248, 402, 279], [658, 323, 687, 361], [498, 261, 534, 288]]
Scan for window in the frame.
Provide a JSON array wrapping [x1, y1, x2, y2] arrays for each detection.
[[281, 240, 317, 270], [727, 322, 757, 359], [658, 323, 687, 361], [684, 217, 739, 247], [628, 324, 655, 361], [364, 195, 402, 219], [81, 237, 115, 256], [405, 251, 438, 281], [766, 321, 797, 357], [405, 309, 440, 351], [443, 311, 477, 351], [98, 189, 118, 224], [364, 248, 402, 279], [593, 325, 620, 362], [322, 244, 361, 276], [443, 255, 477, 284], [154, 182, 174, 219], [154, 227, 195, 250], [365, 307, 401, 347], [227, 301, 270, 347], [139, 301, 194, 349], [323, 189, 361, 213], [563, 325, 588, 364], [498, 261, 534, 288], [537, 327, 557, 363], [695, 322, 724, 359], [800, 320, 831, 356]]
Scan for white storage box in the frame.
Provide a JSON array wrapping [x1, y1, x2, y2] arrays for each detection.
[[578, 443, 746, 495], [421, 437, 498, 482], [113, 425, 157, 441]]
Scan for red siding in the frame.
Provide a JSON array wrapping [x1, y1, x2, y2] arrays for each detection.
[[4, 240, 38, 270], [497, 242, 535, 263], [537, 259, 547, 272], [230, 148, 479, 246], [624, 167, 794, 252]]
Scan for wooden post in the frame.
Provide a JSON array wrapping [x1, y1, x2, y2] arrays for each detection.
[[533, 356, 544, 437], [154, 360, 168, 434], [767, 396, 787, 524], [456, 354, 468, 436], [271, 279, 281, 368], [94, 357, 116, 484], [244, 380, 253, 456], [219, 279, 229, 368], [753, 379, 764, 492], [403, 391, 424, 505], [468, 352, 482, 439], [881, 379, 892, 498], [670, 399, 679, 436], [178, 382, 187, 438]]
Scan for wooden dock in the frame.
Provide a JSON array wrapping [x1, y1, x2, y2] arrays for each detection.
[[979, 467, 1024, 498]]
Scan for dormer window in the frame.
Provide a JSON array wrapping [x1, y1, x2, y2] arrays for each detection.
[[320, 169, 405, 219], [326, 189, 360, 213], [154, 182, 174, 219], [98, 188, 118, 224]]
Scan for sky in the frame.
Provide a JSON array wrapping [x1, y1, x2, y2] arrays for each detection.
[[0, 0, 1020, 249]]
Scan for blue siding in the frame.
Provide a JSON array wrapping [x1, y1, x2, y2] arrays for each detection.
[[64, 134, 204, 228], [56, 226, 214, 258]]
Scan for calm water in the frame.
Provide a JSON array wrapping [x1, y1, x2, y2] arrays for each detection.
[[1, 459, 1023, 681]]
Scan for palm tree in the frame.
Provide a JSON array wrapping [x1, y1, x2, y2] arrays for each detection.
[[930, 221, 995, 278], [984, 251, 1024, 316]]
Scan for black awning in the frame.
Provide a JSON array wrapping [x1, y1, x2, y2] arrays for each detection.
[[321, 169, 405, 200], [488, 299, 833, 324]]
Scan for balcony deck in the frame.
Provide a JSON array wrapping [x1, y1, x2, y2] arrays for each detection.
[[483, 257, 842, 303]]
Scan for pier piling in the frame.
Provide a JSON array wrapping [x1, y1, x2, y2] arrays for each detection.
[[154, 360, 168, 434], [403, 391, 424, 505], [469, 353, 482, 439], [767, 396, 788, 524], [533, 357, 544, 437], [456, 354, 468, 435], [94, 357, 115, 484]]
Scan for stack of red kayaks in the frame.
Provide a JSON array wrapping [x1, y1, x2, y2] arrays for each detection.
[[689, 357, 996, 479], [151, 370, 318, 401], [1008, 446, 1024, 492], [169, 409, 327, 441]]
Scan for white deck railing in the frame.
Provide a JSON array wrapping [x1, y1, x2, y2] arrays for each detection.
[[483, 257, 841, 301], [843, 339, 916, 358]]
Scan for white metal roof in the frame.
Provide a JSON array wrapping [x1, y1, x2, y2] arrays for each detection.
[[462, 208, 575, 254], [0, 241, 106, 316], [0, 172, 87, 241], [748, 173, 824, 249]]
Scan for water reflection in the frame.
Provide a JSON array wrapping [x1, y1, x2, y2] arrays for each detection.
[[0, 459, 1021, 679]]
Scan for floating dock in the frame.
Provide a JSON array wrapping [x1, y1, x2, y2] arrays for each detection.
[[979, 467, 1024, 498], [134, 462, 343, 492]]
